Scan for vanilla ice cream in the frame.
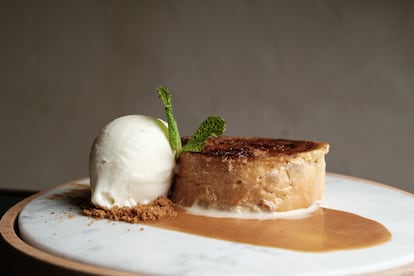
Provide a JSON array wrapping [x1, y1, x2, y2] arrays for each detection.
[[89, 115, 176, 208]]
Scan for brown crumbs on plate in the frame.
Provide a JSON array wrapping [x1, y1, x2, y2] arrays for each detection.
[[81, 196, 178, 223]]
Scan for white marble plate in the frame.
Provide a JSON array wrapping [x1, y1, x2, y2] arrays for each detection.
[[18, 174, 414, 276]]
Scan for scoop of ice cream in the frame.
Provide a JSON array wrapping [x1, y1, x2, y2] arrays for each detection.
[[89, 115, 175, 208]]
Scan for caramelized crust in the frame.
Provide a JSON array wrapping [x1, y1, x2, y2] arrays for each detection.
[[172, 136, 329, 213], [187, 136, 326, 158]]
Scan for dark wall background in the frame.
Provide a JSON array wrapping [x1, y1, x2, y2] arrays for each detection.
[[1, 0, 413, 192]]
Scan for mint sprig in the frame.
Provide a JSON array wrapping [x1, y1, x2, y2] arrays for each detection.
[[156, 86, 226, 158]]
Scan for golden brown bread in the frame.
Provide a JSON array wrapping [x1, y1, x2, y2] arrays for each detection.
[[171, 136, 329, 213]]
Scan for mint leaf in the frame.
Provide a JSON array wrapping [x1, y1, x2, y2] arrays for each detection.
[[157, 86, 226, 158], [157, 86, 182, 156], [180, 115, 226, 155]]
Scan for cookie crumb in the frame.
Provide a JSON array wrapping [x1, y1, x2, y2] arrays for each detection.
[[81, 196, 177, 223]]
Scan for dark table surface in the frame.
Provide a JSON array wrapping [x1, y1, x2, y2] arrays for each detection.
[[0, 189, 36, 217]]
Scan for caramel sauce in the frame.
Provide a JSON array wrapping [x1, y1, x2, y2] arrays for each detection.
[[64, 185, 391, 252], [146, 208, 391, 252]]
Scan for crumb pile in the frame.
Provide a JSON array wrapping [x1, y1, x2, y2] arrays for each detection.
[[81, 196, 177, 223]]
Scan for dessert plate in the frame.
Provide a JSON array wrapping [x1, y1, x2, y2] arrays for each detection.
[[3, 173, 414, 275]]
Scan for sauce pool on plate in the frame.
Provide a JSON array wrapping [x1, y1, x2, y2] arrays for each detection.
[[145, 207, 391, 252], [59, 185, 392, 252]]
